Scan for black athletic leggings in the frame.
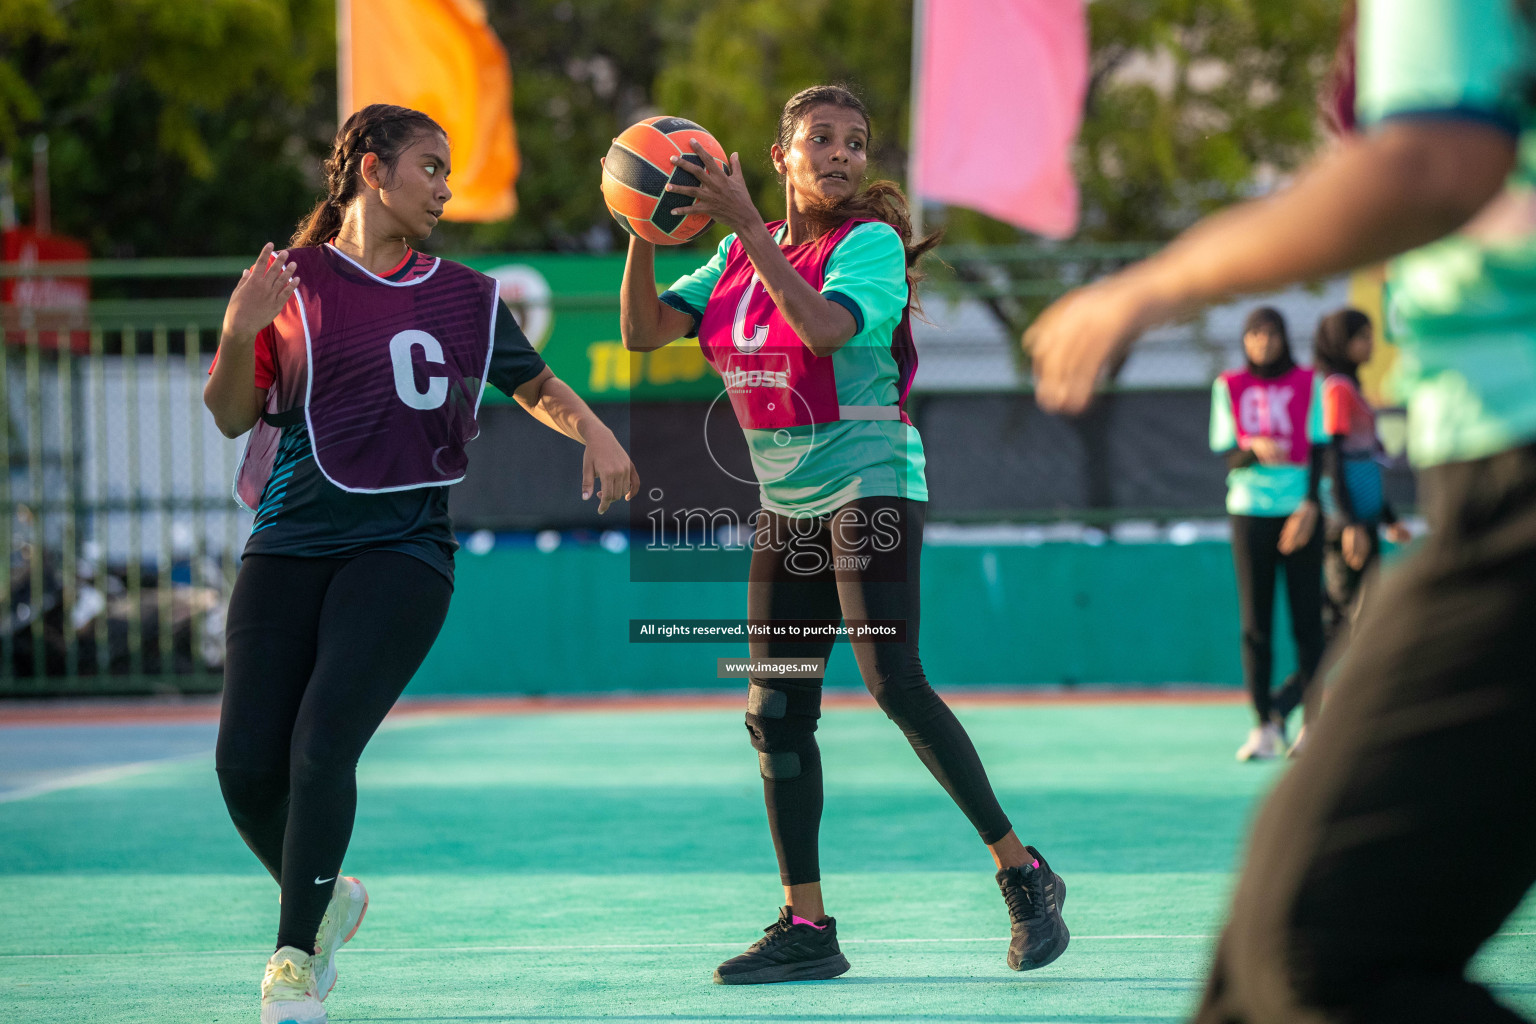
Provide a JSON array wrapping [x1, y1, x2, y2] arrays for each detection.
[[1229, 513, 1325, 726], [745, 496, 1012, 886], [216, 552, 452, 953], [1195, 445, 1536, 1023]]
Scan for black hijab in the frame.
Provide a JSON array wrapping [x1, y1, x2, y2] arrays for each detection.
[[1242, 306, 1296, 379], [1313, 308, 1372, 382]]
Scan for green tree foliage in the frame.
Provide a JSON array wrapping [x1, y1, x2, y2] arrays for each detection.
[[1078, 0, 1342, 241], [1, 0, 334, 257], [1, 0, 1341, 260], [935, 0, 1343, 357], [432, 0, 688, 253], [652, 0, 911, 247]]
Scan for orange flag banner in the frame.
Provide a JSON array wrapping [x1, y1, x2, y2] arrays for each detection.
[[339, 0, 518, 221]]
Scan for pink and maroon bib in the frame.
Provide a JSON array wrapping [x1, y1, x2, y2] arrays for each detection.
[[1221, 365, 1316, 465], [698, 217, 917, 430], [233, 245, 498, 511]]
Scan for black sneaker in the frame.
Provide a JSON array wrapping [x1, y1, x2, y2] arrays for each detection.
[[712, 907, 851, 985], [996, 846, 1069, 971]]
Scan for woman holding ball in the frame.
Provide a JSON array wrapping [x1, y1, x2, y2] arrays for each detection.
[[618, 85, 1069, 984], [206, 103, 637, 1024]]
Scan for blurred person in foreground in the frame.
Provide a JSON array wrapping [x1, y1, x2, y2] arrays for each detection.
[[1027, 0, 1536, 1019], [1210, 306, 1328, 761], [1312, 308, 1412, 661]]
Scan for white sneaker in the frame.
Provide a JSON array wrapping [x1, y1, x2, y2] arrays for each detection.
[[1236, 723, 1284, 761], [261, 946, 325, 1024], [314, 876, 369, 1001]]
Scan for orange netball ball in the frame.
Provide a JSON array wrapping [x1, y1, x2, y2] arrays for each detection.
[[601, 116, 728, 245]]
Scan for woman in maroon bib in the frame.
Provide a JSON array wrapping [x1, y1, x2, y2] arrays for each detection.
[[620, 85, 1069, 984], [204, 104, 637, 1024]]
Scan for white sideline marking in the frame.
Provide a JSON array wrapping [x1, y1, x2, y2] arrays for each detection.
[[5, 934, 1534, 958], [0, 750, 211, 804]]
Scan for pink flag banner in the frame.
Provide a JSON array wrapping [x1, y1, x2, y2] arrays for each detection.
[[914, 0, 1088, 239]]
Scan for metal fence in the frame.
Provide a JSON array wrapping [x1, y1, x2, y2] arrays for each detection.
[[2, 327, 243, 695], [0, 245, 1358, 695]]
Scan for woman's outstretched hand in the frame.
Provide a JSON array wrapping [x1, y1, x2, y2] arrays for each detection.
[[1025, 274, 1173, 414], [582, 426, 640, 515], [223, 243, 298, 342], [665, 142, 761, 237]]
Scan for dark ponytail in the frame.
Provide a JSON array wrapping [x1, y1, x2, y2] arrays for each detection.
[[775, 85, 943, 295], [292, 104, 446, 247]]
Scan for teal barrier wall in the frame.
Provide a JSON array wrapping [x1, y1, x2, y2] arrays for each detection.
[[408, 539, 1307, 694]]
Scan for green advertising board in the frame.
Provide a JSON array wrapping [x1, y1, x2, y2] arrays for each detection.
[[457, 251, 719, 402]]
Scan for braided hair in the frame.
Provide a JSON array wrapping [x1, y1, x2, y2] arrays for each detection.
[[291, 104, 446, 248]]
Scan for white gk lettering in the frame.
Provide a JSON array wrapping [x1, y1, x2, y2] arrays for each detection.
[[1239, 385, 1294, 436], [723, 368, 790, 389], [389, 330, 449, 411], [732, 274, 770, 353]]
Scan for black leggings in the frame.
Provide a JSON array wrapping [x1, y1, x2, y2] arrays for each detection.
[[1195, 446, 1536, 1023], [1230, 514, 1325, 726], [216, 552, 452, 953], [745, 496, 1012, 886]]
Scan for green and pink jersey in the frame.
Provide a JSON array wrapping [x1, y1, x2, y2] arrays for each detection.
[[1210, 368, 1328, 517], [663, 219, 927, 516], [1359, 0, 1536, 467]]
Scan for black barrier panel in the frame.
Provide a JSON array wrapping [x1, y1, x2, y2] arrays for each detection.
[[448, 391, 1418, 531]]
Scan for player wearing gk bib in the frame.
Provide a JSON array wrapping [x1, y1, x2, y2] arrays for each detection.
[[620, 85, 1068, 984], [1028, 1, 1536, 1019], [1210, 307, 1328, 761], [205, 105, 638, 1024]]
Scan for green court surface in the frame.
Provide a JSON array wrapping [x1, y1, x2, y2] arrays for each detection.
[[2, 699, 1533, 1023]]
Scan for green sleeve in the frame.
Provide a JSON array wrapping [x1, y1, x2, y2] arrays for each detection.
[[1210, 378, 1237, 452], [1308, 374, 1329, 444], [659, 234, 734, 339], [820, 222, 909, 337], [1357, 0, 1529, 134]]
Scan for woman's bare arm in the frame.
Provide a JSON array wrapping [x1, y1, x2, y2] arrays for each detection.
[[513, 367, 639, 513], [620, 236, 696, 352]]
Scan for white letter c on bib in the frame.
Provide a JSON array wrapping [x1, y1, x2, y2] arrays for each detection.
[[733, 274, 770, 353], [390, 330, 448, 410]]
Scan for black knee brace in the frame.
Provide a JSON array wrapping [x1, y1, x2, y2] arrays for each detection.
[[744, 679, 822, 781]]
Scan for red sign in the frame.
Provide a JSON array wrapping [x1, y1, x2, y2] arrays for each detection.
[[2, 227, 90, 352]]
